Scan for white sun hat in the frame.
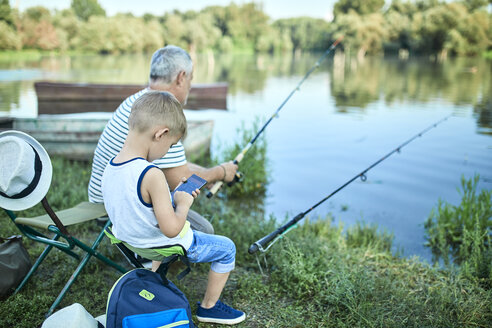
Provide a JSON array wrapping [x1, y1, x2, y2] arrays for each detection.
[[41, 303, 100, 328], [0, 130, 52, 211]]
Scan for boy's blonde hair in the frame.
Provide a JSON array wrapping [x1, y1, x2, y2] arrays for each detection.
[[129, 91, 187, 138]]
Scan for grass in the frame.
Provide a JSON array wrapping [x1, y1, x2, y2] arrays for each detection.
[[0, 134, 491, 327]]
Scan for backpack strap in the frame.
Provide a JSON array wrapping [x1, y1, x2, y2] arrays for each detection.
[[156, 253, 191, 285]]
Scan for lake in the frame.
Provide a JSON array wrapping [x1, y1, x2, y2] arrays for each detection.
[[1, 52, 491, 262]]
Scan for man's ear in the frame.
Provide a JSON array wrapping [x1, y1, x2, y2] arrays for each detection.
[[176, 71, 186, 86], [155, 127, 170, 140]]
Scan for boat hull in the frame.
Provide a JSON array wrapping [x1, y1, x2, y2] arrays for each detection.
[[10, 114, 214, 161], [35, 81, 228, 114]]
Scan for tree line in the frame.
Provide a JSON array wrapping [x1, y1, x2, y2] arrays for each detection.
[[0, 0, 490, 57]]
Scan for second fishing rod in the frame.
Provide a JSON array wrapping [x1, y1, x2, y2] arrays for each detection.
[[207, 35, 344, 198], [248, 115, 452, 254]]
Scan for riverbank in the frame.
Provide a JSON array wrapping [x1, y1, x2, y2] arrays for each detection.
[[0, 150, 490, 327]]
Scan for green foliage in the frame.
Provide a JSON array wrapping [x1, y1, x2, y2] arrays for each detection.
[[462, 0, 490, 11], [71, 0, 105, 21], [0, 0, 13, 25], [333, 11, 387, 57], [273, 17, 331, 53], [334, 0, 385, 16], [346, 221, 394, 252], [5, 1, 491, 57], [18, 7, 62, 51], [215, 119, 270, 199], [72, 15, 163, 54], [424, 175, 492, 286], [0, 21, 21, 50]]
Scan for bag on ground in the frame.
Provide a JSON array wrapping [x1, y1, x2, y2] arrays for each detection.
[[0, 235, 31, 298], [106, 268, 194, 328]]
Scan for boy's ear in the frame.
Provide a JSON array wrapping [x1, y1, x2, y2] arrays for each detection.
[[154, 127, 170, 140]]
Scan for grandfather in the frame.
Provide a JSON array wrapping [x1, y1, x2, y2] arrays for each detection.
[[88, 45, 237, 234]]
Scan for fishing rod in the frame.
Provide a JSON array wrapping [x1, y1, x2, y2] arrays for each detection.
[[248, 115, 451, 254], [206, 35, 345, 198]]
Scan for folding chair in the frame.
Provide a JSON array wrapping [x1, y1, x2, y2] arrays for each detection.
[[0, 130, 127, 317], [3, 200, 127, 316]]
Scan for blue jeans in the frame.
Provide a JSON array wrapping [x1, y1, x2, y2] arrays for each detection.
[[186, 231, 236, 274]]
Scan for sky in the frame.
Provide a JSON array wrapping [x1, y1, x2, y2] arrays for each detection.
[[10, 0, 336, 21]]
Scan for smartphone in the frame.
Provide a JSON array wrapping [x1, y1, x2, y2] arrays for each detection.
[[171, 174, 207, 207]]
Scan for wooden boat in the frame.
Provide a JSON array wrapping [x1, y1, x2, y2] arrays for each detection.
[[35, 81, 228, 114], [7, 113, 214, 161]]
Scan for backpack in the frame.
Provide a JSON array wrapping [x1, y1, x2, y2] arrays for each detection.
[[106, 267, 194, 328]]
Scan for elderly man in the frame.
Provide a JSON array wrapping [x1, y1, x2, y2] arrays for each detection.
[[88, 45, 237, 234]]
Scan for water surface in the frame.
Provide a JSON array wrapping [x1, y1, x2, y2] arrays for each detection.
[[1, 53, 491, 262]]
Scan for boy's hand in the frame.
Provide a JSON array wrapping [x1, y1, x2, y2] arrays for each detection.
[[173, 190, 195, 208], [173, 177, 200, 208]]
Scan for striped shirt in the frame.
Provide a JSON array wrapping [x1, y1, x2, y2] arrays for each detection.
[[88, 88, 187, 203]]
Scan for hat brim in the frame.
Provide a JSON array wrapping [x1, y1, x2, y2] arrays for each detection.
[[0, 130, 53, 211]]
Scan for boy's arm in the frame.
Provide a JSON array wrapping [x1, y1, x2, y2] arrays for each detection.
[[163, 161, 238, 190], [142, 168, 192, 238]]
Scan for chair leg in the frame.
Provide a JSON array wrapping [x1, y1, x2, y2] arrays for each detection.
[[46, 248, 93, 317], [74, 220, 127, 273], [14, 233, 62, 294], [46, 220, 127, 317]]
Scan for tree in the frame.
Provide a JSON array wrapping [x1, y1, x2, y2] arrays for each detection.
[[461, 0, 489, 11], [162, 13, 187, 48], [182, 13, 221, 54], [384, 8, 413, 52], [273, 17, 331, 53], [0, 21, 21, 50], [18, 6, 62, 50], [445, 9, 490, 56], [0, 0, 13, 25], [71, 0, 105, 21], [334, 0, 385, 16], [52, 9, 80, 49], [333, 11, 386, 59]]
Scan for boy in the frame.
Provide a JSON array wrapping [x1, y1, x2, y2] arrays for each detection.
[[101, 91, 245, 325]]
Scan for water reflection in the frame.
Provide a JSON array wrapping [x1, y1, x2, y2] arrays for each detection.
[[330, 56, 491, 110], [0, 81, 22, 112]]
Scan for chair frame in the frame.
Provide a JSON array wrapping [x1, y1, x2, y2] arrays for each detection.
[[4, 196, 127, 317]]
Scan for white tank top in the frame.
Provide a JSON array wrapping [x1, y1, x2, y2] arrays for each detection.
[[101, 157, 193, 250]]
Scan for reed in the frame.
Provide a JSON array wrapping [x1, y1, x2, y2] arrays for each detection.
[[424, 175, 492, 288]]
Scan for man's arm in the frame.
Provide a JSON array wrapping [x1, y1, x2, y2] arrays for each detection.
[[163, 161, 238, 190]]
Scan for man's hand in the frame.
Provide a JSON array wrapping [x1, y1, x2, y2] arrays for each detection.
[[220, 161, 238, 183]]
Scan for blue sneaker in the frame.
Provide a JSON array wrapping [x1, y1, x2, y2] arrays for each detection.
[[196, 300, 246, 325]]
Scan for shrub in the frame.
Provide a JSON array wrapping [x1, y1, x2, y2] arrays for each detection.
[[0, 21, 21, 50]]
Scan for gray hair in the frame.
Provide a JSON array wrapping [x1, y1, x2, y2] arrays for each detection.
[[149, 45, 193, 84]]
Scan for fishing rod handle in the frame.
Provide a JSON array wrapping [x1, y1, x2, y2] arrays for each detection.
[[248, 213, 304, 254], [248, 229, 281, 254], [206, 181, 223, 198]]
